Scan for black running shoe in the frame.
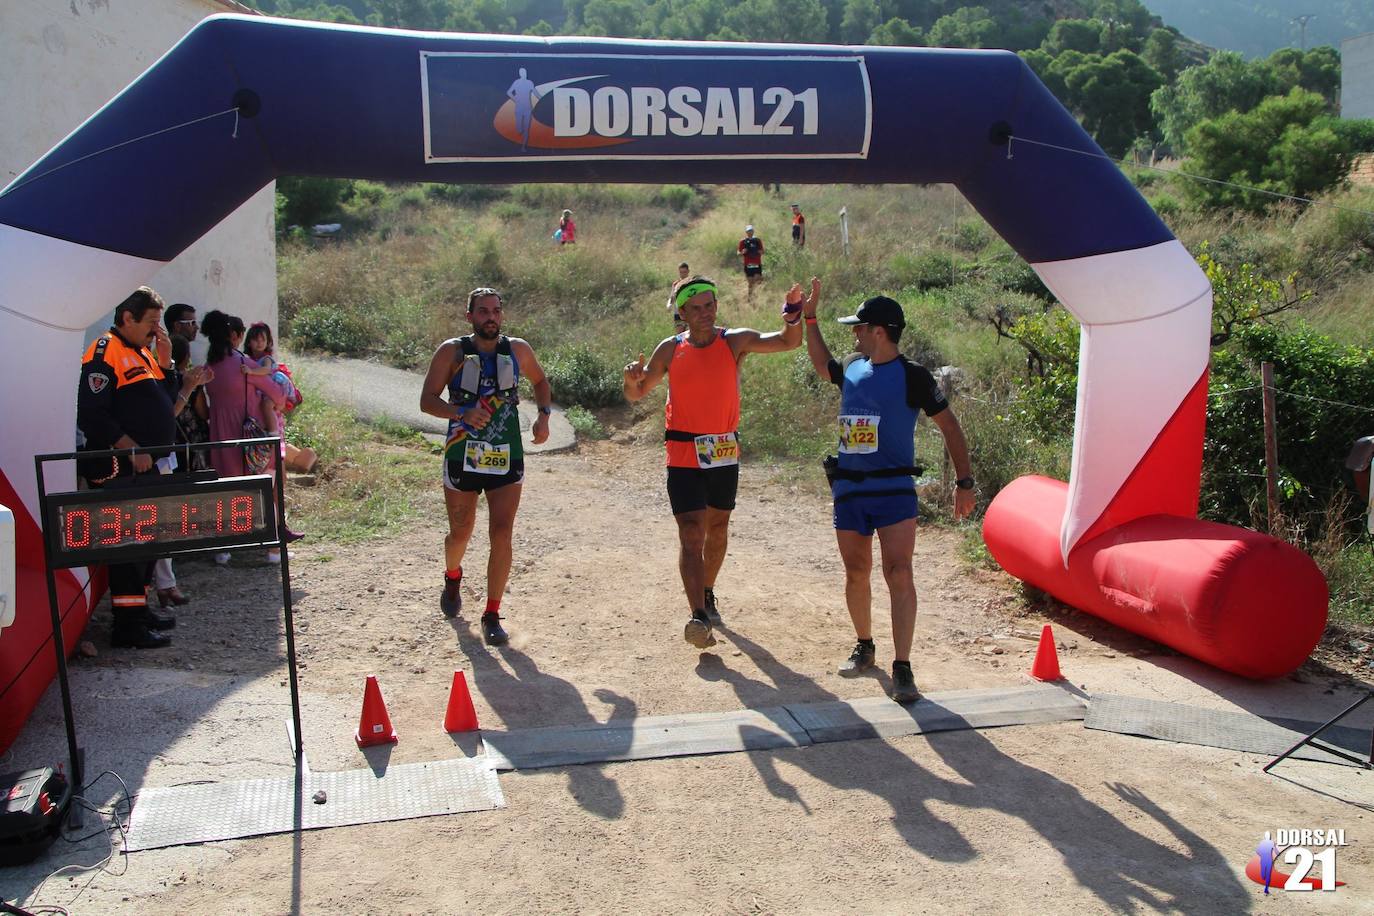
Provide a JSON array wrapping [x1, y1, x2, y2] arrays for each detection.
[[440, 576, 462, 618], [481, 611, 509, 646], [838, 641, 876, 677], [703, 587, 722, 626], [142, 607, 176, 631], [111, 626, 171, 649], [684, 609, 716, 649], [891, 663, 920, 705]]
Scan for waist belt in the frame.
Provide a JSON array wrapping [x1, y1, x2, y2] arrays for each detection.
[[823, 454, 924, 483], [666, 429, 736, 442]]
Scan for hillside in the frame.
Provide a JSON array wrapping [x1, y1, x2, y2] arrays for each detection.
[[1140, 0, 1374, 58]]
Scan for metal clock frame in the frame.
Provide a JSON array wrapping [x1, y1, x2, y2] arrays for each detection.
[[34, 436, 305, 790]]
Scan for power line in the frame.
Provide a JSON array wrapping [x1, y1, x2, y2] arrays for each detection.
[[1007, 135, 1374, 221]]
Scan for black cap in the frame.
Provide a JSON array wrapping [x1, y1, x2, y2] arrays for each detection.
[[837, 295, 905, 329]]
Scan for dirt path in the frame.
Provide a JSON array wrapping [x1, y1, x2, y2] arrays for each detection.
[[6, 435, 1373, 914]]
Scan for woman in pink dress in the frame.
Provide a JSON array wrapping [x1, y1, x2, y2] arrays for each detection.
[[201, 310, 292, 562]]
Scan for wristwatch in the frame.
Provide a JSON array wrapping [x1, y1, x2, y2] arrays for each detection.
[[955, 476, 975, 490], [538, 405, 553, 415]]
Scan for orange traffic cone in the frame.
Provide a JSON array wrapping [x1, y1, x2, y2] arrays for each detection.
[[355, 675, 398, 748], [444, 670, 479, 733], [1029, 624, 1062, 681]]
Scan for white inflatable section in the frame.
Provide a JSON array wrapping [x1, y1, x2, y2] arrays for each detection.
[[1030, 242, 1213, 562], [0, 228, 163, 527], [1034, 240, 1210, 326], [0, 225, 165, 331]]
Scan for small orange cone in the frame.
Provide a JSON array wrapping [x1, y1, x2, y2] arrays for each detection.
[[355, 675, 398, 747], [444, 670, 479, 733], [1029, 625, 1062, 681]]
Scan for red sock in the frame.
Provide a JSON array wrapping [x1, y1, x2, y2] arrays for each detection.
[[445, 567, 462, 581], [484, 598, 501, 614]]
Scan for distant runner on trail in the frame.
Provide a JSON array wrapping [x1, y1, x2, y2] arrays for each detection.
[[623, 274, 812, 649], [800, 291, 973, 704], [737, 225, 764, 302], [421, 287, 553, 646]]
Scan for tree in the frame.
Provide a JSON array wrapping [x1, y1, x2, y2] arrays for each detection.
[[1182, 89, 1359, 211], [839, 0, 883, 44], [580, 0, 650, 37], [868, 17, 925, 46], [1059, 49, 1162, 156], [926, 6, 998, 49], [719, 0, 829, 42], [1150, 51, 1273, 155], [1043, 19, 1101, 55], [1141, 28, 1182, 83], [446, 0, 519, 33], [1267, 46, 1341, 108]]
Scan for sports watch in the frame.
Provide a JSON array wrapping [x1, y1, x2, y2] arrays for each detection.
[[538, 405, 553, 415], [955, 476, 975, 490]]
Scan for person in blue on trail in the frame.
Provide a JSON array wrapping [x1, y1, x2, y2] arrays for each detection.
[[801, 291, 974, 704], [421, 288, 553, 646]]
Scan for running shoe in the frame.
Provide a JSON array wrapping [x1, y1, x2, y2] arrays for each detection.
[[440, 576, 462, 618], [703, 587, 722, 626], [481, 611, 509, 646], [891, 663, 920, 705], [837, 641, 876, 677], [684, 609, 716, 649]]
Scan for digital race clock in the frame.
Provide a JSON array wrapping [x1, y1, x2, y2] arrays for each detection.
[[43, 475, 278, 567]]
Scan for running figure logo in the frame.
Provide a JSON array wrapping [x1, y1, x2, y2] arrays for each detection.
[[505, 68, 540, 151], [1256, 832, 1276, 894]]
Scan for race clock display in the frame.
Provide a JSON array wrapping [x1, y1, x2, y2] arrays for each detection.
[[44, 475, 278, 567]]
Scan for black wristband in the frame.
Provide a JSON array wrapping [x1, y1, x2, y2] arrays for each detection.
[[956, 477, 975, 490]]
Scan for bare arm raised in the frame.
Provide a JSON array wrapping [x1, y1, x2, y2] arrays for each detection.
[[723, 279, 815, 358], [623, 336, 677, 402]]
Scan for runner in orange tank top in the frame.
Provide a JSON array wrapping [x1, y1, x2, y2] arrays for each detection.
[[623, 274, 818, 649]]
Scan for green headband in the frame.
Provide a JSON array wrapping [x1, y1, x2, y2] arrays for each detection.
[[674, 281, 717, 309]]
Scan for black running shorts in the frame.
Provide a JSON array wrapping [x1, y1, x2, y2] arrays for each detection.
[[666, 465, 739, 515]]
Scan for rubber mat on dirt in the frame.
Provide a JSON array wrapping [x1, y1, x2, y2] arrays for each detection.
[[125, 756, 503, 851], [483, 706, 810, 771], [1085, 694, 1372, 765], [784, 684, 1087, 744], [483, 686, 1085, 770]]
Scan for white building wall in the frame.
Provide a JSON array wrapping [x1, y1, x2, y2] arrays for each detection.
[[1343, 33, 1374, 121], [1, 0, 276, 356]]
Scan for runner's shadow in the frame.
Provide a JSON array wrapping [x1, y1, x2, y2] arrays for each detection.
[[453, 622, 629, 819], [721, 629, 1251, 910]]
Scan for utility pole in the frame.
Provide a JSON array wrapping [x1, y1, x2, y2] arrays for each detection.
[[1291, 15, 1316, 51]]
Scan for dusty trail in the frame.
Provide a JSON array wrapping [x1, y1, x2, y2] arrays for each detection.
[[6, 432, 1371, 914]]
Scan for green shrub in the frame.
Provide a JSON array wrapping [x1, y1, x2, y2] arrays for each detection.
[[654, 185, 698, 212], [544, 344, 624, 408], [564, 405, 607, 439], [278, 175, 353, 227], [290, 306, 371, 356], [888, 250, 965, 290], [1149, 193, 1183, 219]]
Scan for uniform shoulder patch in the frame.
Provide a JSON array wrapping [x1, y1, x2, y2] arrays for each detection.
[[88, 373, 110, 394]]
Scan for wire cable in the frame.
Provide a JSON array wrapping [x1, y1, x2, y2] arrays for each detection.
[[0, 107, 241, 200], [1008, 135, 1374, 220]]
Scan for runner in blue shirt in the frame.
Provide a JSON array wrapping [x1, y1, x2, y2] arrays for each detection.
[[802, 288, 974, 703]]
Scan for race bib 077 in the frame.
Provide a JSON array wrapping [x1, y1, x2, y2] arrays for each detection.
[[694, 432, 740, 469]]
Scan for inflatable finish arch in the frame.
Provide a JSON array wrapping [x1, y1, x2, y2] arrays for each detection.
[[0, 16, 1327, 746]]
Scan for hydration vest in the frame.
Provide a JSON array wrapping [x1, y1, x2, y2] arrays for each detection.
[[452, 335, 518, 404]]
